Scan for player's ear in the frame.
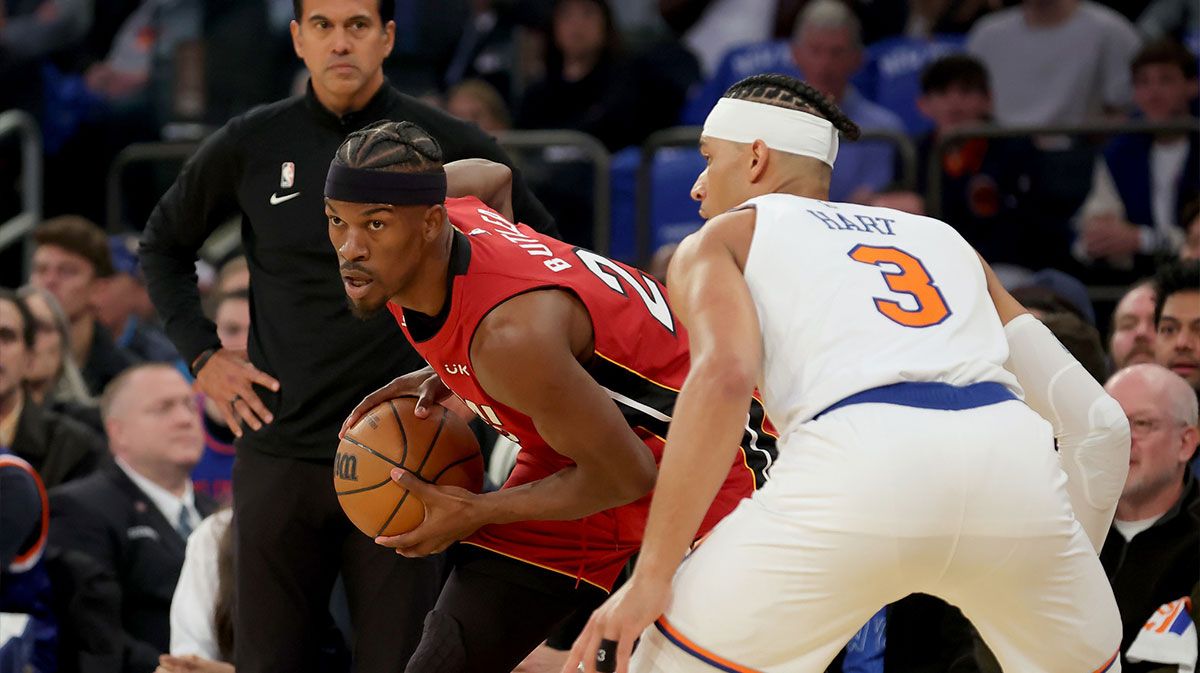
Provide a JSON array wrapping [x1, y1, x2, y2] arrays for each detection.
[[423, 204, 446, 240], [749, 139, 769, 183], [290, 20, 304, 59], [382, 20, 396, 58]]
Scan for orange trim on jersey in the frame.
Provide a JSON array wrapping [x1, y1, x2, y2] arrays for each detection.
[[0, 454, 49, 572], [637, 423, 760, 492], [1090, 649, 1119, 673], [1154, 600, 1186, 633], [458, 541, 611, 593], [654, 617, 763, 673], [593, 352, 681, 393]]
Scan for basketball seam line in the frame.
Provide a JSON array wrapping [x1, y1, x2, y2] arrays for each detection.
[[428, 453, 478, 484], [375, 489, 410, 538], [335, 476, 395, 496], [412, 406, 446, 478], [388, 399, 410, 466], [342, 435, 403, 469]]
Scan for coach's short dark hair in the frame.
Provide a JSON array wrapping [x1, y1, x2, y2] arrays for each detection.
[[1154, 259, 1200, 325], [333, 120, 444, 173], [0, 289, 35, 350], [33, 216, 113, 278], [1132, 39, 1198, 79], [723, 73, 861, 141], [292, 0, 395, 25], [921, 54, 990, 95]]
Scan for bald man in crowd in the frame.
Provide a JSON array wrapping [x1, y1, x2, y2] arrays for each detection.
[[1101, 364, 1199, 673], [49, 364, 217, 672]]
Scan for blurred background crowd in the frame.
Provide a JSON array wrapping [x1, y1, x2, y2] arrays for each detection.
[[0, 0, 1198, 672]]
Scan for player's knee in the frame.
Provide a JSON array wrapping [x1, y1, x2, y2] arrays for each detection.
[[405, 609, 467, 673]]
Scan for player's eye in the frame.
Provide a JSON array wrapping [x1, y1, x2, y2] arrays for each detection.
[[368, 220, 385, 231], [329, 216, 343, 226]]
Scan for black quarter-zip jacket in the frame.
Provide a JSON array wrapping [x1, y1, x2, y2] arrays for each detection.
[[141, 81, 557, 460]]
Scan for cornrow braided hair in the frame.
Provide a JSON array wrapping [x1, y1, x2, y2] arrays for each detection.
[[723, 73, 862, 141], [334, 120, 444, 173]]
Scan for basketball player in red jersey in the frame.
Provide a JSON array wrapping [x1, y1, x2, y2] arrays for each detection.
[[327, 120, 775, 673]]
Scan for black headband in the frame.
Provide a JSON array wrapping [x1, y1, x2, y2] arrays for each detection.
[[324, 163, 447, 205]]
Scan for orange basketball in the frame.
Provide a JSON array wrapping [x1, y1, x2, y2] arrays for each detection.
[[334, 396, 483, 538]]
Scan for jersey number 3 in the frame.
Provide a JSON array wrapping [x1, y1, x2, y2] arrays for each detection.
[[848, 244, 951, 328]]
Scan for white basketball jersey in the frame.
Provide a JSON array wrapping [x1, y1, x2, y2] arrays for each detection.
[[741, 193, 1020, 437]]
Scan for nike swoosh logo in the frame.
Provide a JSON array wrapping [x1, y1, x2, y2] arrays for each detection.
[[269, 192, 301, 205]]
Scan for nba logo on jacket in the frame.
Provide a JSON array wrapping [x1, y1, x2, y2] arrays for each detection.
[[280, 162, 295, 188]]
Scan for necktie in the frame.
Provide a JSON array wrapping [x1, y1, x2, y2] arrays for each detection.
[[177, 507, 195, 540]]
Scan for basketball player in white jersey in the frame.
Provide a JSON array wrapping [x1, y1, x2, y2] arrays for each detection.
[[564, 73, 1130, 673]]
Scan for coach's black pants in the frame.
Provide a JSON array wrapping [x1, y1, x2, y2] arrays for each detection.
[[406, 545, 607, 673], [233, 449, 443, 673]]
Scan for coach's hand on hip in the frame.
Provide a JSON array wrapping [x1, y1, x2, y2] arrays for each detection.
[[374, 468, 483, 557], [563, 575, 672, 673], [340, 366, 452, 438], [192, 347, 280, 437]]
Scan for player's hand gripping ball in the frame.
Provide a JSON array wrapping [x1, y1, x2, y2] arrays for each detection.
[[335, 397, 484, 537]]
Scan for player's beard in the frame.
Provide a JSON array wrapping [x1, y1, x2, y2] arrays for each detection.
[[347, 295, 385, 321]]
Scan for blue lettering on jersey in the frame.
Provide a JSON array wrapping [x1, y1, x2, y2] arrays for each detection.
[[808, 209, 895, 236]]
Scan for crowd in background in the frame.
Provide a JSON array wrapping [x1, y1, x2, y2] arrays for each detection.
[[0, 0, 1199, 672]]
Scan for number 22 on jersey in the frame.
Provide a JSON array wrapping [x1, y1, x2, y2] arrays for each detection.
[[848, 244, 951, 328]]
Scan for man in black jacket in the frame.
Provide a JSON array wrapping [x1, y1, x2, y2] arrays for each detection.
[[0, 290, 106, 489], [1102, 363, 1199, 673], [139, 0, 557, 670], [49, 363, 217, 673]]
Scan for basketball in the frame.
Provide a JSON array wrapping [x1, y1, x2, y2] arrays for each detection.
[[335, 397, 484, 538]]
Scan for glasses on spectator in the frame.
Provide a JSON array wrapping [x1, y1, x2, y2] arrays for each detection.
[[1129, 416, 1189, 438]]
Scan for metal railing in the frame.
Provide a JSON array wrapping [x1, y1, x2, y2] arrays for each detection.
[[926, 120, 1200, 220], [106, 141, 201, 233], [495, 129, 611, 255], [0, 111, 43, 276], [635, 126, 918, 264]]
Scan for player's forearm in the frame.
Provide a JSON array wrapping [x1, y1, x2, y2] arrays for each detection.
[[474, 451, 657, 525], [634, 360, 754, 583]]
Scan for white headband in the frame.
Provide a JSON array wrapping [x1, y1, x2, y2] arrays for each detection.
[[701, 97, 839, 167]]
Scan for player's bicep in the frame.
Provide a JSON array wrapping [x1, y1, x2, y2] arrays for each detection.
[[470, 296, 652, 469], [669, 216, 762, 379]]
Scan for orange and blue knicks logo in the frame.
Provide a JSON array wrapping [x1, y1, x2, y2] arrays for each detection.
[[1143, 597, 1193, 636], [654, 617, 763, 673], [1121, 596, 1196, 671]]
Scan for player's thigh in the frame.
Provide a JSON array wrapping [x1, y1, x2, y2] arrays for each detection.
[[635, 498, 908, 673], [940, 529, 1122, 673]]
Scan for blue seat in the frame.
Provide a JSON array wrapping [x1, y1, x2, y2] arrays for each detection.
[[856, 34, 967, 136], [609, 147, 708, 263]]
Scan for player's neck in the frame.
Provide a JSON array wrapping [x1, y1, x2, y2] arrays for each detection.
[[394, 226, 454, 316], [755, 173, 829, 202]]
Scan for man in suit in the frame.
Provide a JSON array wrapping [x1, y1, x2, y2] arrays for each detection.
[[49, 363, 216, 673]]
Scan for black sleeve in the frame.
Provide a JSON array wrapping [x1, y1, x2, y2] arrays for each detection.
[[139, 123, 245, 365], [0, 465, 41, 567], [436, 114, 560, 239]]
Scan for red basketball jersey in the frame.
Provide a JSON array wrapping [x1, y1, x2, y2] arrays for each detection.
[[389, 197, 776, 590]]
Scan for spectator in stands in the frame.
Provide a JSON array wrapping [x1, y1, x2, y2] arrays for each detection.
[[17, 285, 103, 436], [1101, 363, 1199, 673], [93, 234, 182, 365], [1074, 40, 1199, 274], [0, 452, 56, 673], [1137, 0, 1200, 48], [1110, 281, 1159, 372], [0, 290, 105, 489], [16, 287, 92, 409], [49, 363, 216, 673], [516, 0, 641, 151], [0, 0, 93, 114], [914, 54, 1051, 269], [192, 289, 250, 506], [790, 0, 906, 203], [662, 0, 775, 77], [441, 0, 542, 104], [163, 508, 234, 672], [30, 216, 140, 396], [1181, 197, 1200, 260], [447, 78, 512, 134], [967, 0, 1142, 126], [1153, 260, 1200, 395]]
